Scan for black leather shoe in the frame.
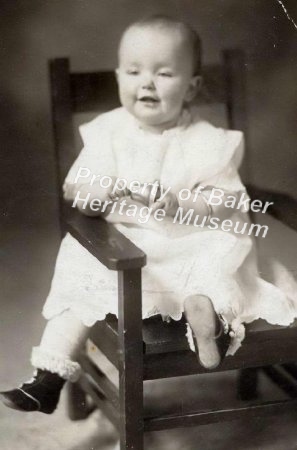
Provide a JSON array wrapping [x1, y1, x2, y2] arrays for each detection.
[[0, 369, 66, 414]]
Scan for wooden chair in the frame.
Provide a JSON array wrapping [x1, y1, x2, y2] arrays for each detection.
[[49, 52, 297, 450]]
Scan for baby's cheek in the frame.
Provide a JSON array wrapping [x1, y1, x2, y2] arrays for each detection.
[[168, 84, 187, 102]]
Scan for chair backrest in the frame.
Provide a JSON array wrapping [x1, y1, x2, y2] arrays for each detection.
[[49, 50, 248, 203]]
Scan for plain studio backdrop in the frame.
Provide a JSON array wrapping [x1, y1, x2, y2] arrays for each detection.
[[0, 1, 297, 449]]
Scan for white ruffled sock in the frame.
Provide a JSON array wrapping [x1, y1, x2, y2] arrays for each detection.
[[31, 346, 81, 382], [31, 309, 90, 382]]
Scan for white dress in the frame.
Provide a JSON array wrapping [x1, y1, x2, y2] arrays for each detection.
[[43, 107, 297, 355]]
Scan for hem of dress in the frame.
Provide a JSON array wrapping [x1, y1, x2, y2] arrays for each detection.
[[42, 305, 184, 327], [42, 301, 297, 357]]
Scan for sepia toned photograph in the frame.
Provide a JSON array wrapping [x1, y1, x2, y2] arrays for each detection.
[[1, 1, 297, 449]]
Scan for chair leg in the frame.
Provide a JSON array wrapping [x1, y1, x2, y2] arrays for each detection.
[[119, 371, 144, 450], [67, 380, 94, 420], [118, 269, 144, 450], [237, 368, 259, 401]]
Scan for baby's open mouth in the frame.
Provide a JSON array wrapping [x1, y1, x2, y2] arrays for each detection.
[[138, 96, 160, 103]]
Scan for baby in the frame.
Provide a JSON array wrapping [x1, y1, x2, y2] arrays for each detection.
[[2, 15, 295, 416]]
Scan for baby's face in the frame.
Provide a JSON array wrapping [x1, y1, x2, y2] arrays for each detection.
[[116, 26, 199, 132]]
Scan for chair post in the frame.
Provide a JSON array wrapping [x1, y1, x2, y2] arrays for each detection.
[[118, 269, 144, 450], [223, 49, 249, 182], [49, 58, 76, 205], [222, 49, 247, 134]]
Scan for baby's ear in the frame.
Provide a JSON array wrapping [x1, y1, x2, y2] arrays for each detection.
[[185, 75, 202, 102]]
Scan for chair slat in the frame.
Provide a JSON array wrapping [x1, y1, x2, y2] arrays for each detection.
[[90, 319, 119, 369], [143, 398, 297, 431], [69, 64, 227, 114], [79, 354, 119, 408], [78, 374, 119, 429], [70, 71, 120, 113]]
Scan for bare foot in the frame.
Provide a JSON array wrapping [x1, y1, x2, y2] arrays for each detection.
[[184, 295, 221, 369]]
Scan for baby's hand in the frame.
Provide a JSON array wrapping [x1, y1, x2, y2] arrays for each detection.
[[151, 191, 179, 217], [108, 177, 130, 201]]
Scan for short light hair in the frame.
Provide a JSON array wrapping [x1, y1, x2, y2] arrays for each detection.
[[119, 15, 202, 76]]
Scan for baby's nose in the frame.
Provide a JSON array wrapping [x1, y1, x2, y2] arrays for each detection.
[[141, 74, 155, 90]]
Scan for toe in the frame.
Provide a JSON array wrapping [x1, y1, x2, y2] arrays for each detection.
[[0, 389, 39, 412]]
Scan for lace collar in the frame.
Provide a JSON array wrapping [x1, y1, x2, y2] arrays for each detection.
[[130, 108, 192, 137]]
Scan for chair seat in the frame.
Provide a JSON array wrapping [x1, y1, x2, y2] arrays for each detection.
[[90, 314, 297, 380]]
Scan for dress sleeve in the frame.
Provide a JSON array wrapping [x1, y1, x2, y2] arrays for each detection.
[[196, 132, 250, 215], [199, 131, 246, 193], [63, 114, 117, 200]]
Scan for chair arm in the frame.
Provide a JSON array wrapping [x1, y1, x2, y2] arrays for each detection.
[[62, 204, 147, 271], [246, 184, 297, 232]]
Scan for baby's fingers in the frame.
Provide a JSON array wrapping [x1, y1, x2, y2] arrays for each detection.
[[151, 201, 165, 212]]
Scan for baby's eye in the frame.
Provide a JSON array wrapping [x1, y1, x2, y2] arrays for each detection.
[[126, 69, 139, 75], [158, 72, 173, 78]]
